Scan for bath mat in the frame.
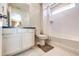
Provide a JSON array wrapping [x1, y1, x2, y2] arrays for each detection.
[[38, 43, 54, 52]]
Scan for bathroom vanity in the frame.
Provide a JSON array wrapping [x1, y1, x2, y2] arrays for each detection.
[[2, 27, 35, 56]]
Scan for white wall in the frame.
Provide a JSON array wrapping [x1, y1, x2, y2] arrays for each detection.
[[21, 10, 30, 27], [0, 4, 2, 56], [29, 4, 42, 35], [43, 8, 50, 35], [0, 22, 2, 56]]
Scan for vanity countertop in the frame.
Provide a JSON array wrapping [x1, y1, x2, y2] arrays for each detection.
[[2, 26, 35, 29]]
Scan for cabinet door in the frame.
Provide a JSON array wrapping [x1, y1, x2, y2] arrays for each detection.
[[2, 34, 21, 55], [22, 29, 35, 49]]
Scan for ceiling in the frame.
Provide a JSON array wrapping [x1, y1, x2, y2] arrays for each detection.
[[8, 3, 29, 11], [43, 3, 55, 9]]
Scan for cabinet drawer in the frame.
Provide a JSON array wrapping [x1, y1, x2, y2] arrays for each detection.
[[2, 28, 23, 34], [3, 34, 22, 37], [21, 29, 35, 33]]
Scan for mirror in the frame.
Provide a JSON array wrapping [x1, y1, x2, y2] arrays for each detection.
[[8, 3, 30, 27]]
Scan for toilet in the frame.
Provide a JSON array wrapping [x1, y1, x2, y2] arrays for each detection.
[[36, 34, 49, 46]]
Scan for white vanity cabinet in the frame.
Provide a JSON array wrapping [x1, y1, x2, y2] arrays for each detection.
[[21, 29, 35, 49], [2, 28, 35, 56]]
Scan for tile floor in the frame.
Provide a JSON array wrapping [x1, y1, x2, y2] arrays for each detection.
[[16, 42, 78, 56]]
